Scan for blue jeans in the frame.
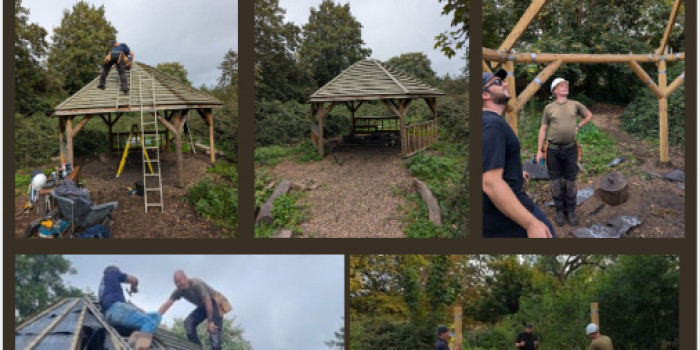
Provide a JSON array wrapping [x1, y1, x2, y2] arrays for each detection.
[[184, 300, 223, 350], [105, 302, 161, 334], [532, 205, 557, 238]]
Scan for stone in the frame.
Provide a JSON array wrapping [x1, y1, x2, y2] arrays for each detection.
[[571, 215, 641, 238]]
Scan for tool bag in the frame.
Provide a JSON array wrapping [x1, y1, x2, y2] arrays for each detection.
[[214, 292, 232, 315]]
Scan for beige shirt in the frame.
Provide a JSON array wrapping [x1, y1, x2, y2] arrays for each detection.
[[588, 335, 614, 350], [542, 100, 590, 144]]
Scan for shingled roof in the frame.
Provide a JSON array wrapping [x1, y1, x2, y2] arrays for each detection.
[[52, 62, 222, 116], [308, 58, 444, 102], [15, 297, 199, 350]]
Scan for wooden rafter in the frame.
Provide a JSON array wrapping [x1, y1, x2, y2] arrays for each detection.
[[498, 0, 549, 53], [657, 0, 682, 55], [484, 48, 685, 64], [514, 60, 563, 113], [627, 61, 664, 98]]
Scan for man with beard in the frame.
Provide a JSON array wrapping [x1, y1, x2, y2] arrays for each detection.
[[482, 69, 555, 238]]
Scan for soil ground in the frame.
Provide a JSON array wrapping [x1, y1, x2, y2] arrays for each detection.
[[15, 152, 228, 238], [528, 104, 685, 238], [264, 142, 413, 238]]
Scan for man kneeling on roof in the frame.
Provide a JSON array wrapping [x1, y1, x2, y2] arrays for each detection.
[[98, 266, 161, 339]]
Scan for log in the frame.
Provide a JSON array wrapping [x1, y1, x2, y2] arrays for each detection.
[[256, 180, 291, 225], [597, 172, 629, 206], [195, 141, 225, 156], [413, 178, 442, 225]]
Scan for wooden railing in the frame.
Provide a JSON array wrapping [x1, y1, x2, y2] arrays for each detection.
[[404, 120, 438, 156]]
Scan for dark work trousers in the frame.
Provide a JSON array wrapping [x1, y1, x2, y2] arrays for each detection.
[[547, 145, 578, 212], [99, 52, 127, 90], [184, 298, 223, 350]]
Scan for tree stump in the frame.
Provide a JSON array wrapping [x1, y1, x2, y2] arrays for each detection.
[[597, 172, 628, 206], [413, 178, 442, 225], [256, 180, 291, 225]]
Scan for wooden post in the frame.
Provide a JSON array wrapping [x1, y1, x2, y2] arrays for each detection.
[[107, 114, 113, 153], [59, 117, 66, 162], [514, 60, 564, 112], [318, 104, 325, 156], [66, 116, 74, 164], [659, 59, 669, 164], [160, 112, 186, 188], [206, 109, 216, 163], [504, 61, 518, 134], [590, 302, 599, 328], [454, 305, 463, 350]]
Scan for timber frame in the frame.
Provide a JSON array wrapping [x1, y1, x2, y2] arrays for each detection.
[[308, 59, 444, 157], [483, 0, 685, 164], [52, 62, 223, 188]]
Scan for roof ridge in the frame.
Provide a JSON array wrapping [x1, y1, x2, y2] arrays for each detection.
[[374, 60, 409, 94]]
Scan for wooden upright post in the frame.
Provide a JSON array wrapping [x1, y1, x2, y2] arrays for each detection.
[[65, 116, 74, 164], [590, 302, 599, 328], [453, 305, 463, 349], [206, 109, 216, 163], [659, 59, 669, 164], [504, 61, 518, 134]]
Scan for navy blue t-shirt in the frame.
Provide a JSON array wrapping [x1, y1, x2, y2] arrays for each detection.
[[99, 270, 127, 311], [435, 338, 450, 350], [482, 110, 535, 237], [111, 43, 131, 56]]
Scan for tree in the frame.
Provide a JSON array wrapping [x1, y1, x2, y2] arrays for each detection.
[[169, 316, 252, 350], [47, 1, 117, 94], [254, 0, 306, 101], [156, 62, 192, 85], [325, 316, 345, 349], [434, 0, 469, 58], [299, 0, 371, 88], [15, 0, 50, 115], [386, 52, 438, 86], [213, 49, 239, 158], [15, 255, 83, 323]]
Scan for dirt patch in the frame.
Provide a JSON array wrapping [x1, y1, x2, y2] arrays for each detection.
[[263, 144, 413, 238], [527, 103, 685, 238], [15, 152, 228, 238]]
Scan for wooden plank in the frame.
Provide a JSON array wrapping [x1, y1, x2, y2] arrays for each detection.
[[659, 60, 668, 163], [25, 299, 80, 350], [484, 48, 685, 64], [68, 304, 88, 350]]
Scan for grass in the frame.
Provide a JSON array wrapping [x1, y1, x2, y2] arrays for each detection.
[[255, 140, 323, 166], [254, 192, 309, 238]]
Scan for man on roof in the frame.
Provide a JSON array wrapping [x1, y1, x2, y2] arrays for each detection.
[[98, 266, 161, 337], [97, 40, 134, 93], [158, 270, 231, 350]]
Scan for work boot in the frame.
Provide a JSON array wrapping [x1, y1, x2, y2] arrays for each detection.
[[567, 207, 578, 226], [555, 210, 566, 227], [97, 84, 105, 90]]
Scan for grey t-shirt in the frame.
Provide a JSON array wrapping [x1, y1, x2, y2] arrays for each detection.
[[169, 278, 218, 308]]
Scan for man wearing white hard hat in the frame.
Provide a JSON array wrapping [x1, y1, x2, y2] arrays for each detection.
[[585, 323, 613, 350], [536, 78, 592, 227]]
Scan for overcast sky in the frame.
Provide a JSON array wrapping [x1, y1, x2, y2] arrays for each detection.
[[279, 0, 467, 77], [59, 255, 344, 350], [22, 0, 238, 87]]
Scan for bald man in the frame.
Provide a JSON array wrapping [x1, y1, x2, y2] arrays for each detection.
[[158, 270, 230, 350]]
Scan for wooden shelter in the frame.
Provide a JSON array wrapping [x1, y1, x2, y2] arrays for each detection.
[[52, 62, 223, 187], [308, 59, 445, 157], [15, 297, 199, 350], [483, 0, 685, 165]]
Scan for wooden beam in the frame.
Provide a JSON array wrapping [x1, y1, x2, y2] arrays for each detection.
[[69, 115, 93, 138], [316, 102, 337, 156], [659, 60, 669, 163], [499, 0, 549, 52], [664, 71, 685, 98], [205, 109, 216, 163], [66, 117, 74, 164], [627, 61, 664, 98], [454, 305, 463, 350], [504, 61, 518, 134], [591, 302, 600, 329], [657, 0, 682, 55], [484, 48, 685, 64], [172, 112, 185, 188], [514, 60, 564, 112], [483, 60, 492, 74]]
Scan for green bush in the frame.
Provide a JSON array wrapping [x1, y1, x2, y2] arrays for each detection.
[[255, 99, 310, 146], [186, 176, 238, 235], [15, 113, 61, 166], [621, 62, 685, 146], [255, 145, 295, 166]]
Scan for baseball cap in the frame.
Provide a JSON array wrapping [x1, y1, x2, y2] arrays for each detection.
[[482, 69, 507, 88], [104, 265, 120, 274], [586, 323, 599, 335], [551, 77, 568, 92], [525, 323, 534, 329], [437, 326, 449, 335]]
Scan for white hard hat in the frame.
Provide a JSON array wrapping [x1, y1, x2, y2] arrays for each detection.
[[586, 323, 599, 335], [551, 77, 568, 92], [31, 173, 48, 190]]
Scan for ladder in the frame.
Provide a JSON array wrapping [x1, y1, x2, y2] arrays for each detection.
[[139, 75, 164, 212]]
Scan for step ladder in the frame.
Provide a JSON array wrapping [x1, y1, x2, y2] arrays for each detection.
[[139, 75, 164, 212]]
